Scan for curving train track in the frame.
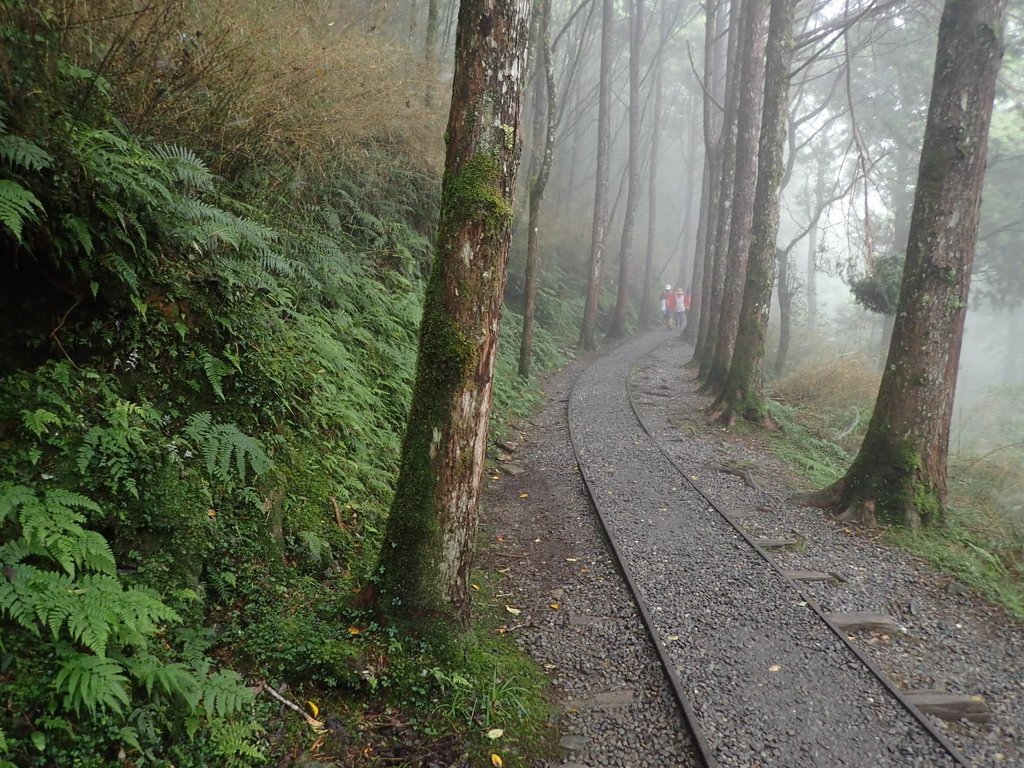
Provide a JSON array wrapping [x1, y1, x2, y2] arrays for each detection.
[[566, 331, 970, 768]]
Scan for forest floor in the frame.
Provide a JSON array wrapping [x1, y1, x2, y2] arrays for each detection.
[[478, 331, 1023, 768]]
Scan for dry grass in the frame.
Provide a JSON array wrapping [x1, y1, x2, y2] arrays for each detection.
[[52, 0, 446, 183], [775, 352, 880, 409]]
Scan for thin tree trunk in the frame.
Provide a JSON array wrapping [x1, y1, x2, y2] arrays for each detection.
[[423, 0, 440, 106], [581, 0, 615, 350], [806, 209, 817, 331], [775, 248, 792, 375], [705, 0, 769, 394], [800, 0, 1006, 527], [675, 94, 701, 290], [712, 0, 792, 423], [520, 0, 556, 378], [640, 0, 667, 328], [608, 0, 644, 339], [683, 147, 713, 343], [378, 0, 531, 624]]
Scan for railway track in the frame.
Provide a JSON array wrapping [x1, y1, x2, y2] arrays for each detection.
[[566, 331, 970, 768]]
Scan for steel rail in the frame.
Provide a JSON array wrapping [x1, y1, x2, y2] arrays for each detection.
[[621, 334, 971, 768]]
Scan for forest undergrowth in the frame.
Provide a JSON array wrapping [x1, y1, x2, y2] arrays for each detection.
[[0, 1, 575, 765], [770, 348, 1024, 618]]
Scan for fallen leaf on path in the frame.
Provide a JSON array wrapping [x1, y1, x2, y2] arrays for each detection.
[[491, 755, 503, 767], [471, 583, 480, 591], [549, 603, 560, 610], [565, 557, 578, 562], [768, 664, 781, 672], [505, 605, 521, 616], [519, 493, 529, 499], [306, 700, 319, 718], [486, 728, 504, 740], [543, 663, 557, 670], [497, 567, 511, 573]]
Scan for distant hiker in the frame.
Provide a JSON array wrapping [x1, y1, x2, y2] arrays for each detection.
[[661, 284, 673, 328], [674, 287, 686, 329]]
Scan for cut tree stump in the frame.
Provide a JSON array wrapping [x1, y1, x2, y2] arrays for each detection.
[[903, 690, 991, 723], [824, 611, 899, 635]]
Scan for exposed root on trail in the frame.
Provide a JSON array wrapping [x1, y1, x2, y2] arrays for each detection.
[[792, 480, 880, 527]]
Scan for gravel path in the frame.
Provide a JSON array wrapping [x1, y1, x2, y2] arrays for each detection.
[[480, 330, 1022, 767], [634, 334, 1024, 768], [478, 348, 700, 767]]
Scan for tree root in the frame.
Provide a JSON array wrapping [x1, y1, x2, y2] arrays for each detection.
[[791, 481, 879, 527], [703, 461, 763, 493]]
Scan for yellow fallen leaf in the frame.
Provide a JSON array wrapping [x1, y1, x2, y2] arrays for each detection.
[[348, 626, 362, 636], [486, 728, 504, 740], [495, 625, 508, 634], [666, 635, 679, 641], [519, 493, 529, 499], [471, 583, 480, 591], [505, 605, 521, 616], [565, 557, 578, 562], [543, 663, 557, 670], [491, 754, 503, 767], [768, 664, 781, 672], [497, 567, 511, 573], [306, 700, 319, 718], [207, 508, 217, 518], [549, 603, 560, 610]]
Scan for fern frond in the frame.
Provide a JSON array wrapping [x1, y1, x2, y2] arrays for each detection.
[[151, 143, 214, 192], [0, 134, 53, 171], [53, 653, 131, 715], [184, 413, 272, 489], [0, 179, 43, 242], [200, 670, 254, 718]]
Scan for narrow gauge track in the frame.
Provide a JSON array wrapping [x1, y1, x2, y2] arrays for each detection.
[[566, 331, 970, 768]]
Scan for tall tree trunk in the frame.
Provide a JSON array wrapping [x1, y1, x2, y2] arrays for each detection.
[[683, 147, 713, 343], [675, 94, 701, 290], [696, 0, 740, 379], [423, 0, 440, 106], [378, 0, 531, 624], [640, 0, 667, 328], [805, 210, 817, 331], [704, 0, 769, 394], [519, 0, 556, 378], [775, 247, 792, 375], [581, 0, 615, 350], [712, 0, 793, 423], [608, 0, 644, 340], [800, 0, 1006, 527]]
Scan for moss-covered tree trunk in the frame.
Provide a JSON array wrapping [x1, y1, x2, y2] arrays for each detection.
[[711, 0, 794, 425], [519, 0, 555, 379], [378, 0, 531, 625], [607, 0, 644, 340], [774, 247, 792, 376], [581, 0, 614, 351], [705, 0, 769, 395], [801, 0, 1006, 527]]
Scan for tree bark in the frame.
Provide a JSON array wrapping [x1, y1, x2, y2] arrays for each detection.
[[713, 0, 793, 424], [519, 0, 556, 378], [608, 0, 644, 340], [800, 0, 1006, 527], [581, 0, 615, 350], [704, 0, 769, 394], [639, 0, 668, 328], [775, 247, 792, 375], [378, 0, 531, 624], [423, 0, 440, 105], [683, 145, 713, 344], [695, 0, 740, 378]]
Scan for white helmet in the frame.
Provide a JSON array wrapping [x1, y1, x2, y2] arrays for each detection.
[[665, 284, 672, 290]]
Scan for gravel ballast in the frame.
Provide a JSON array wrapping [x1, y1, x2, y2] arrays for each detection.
[[481, 330, 1022, 767]]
